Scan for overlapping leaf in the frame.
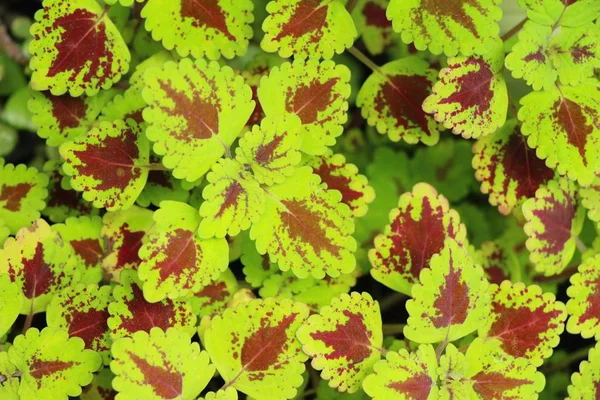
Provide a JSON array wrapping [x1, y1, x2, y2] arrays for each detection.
[[522, 178, 585, 276], [186, 269, 238, 318], [240, 231, 279, 288], [567, 254, 600, 340], [423, 39, 508, 139], [474, 241, 516, 284], [29, 0, 130, 96], [518, 0, 600, 27], [357, 57, 441, 145], [0, 273, 23, 338], [349, 0, 394, 55], [369, 183, 466, 296], [81, 368, 116, 400], [567, 342, 600, 400], [518, 80, 600, 186], [138, 201, 229, 302], [404, 238, 489, 343], [204, 298, 309, 399], [0, 351, 20, 399], [136, 156, 191, 208], [142, 58, 254, 181], [250, 166, 356, 279], [258, 59, 351, 154], [111, 328, 214, 400], [580, 177, 600, 222], [261, 0, 357, 59]]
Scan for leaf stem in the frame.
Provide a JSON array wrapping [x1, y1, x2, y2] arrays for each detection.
[[382, 323, 406, 335], [22, 303, 34, 335], [347, 46, 385, 77], [379, 292, 405, 313], [435, 330, 450, 362], [142, 163, 168, 171], [501, 17, 527, 42], [575, 236, 588, 253]]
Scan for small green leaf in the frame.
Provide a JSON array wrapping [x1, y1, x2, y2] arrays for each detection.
[[0, 273, 23, 338], [518, 0, 600, 27], [240, 231, 279, 288]]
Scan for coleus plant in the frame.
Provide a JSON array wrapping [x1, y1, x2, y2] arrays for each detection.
[[0, 0, 598, 399]]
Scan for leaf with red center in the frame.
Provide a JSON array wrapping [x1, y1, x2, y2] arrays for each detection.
[[261, 0, 357, 59], [186, 269, 238, 318], [111, 328, 214, 400], [405, 238, 489, 343], [363, 345, 439, 400], [473, 119, 555, 215], [101, 206, 154, 283], [60, 119, 150, 211], [348, 0, 394, 55], [258, 59, 351, 154], [519, 80, 600, 186], [369, 183, 466, 296], [567, 254, 600, 340], [138, 201, 229, 302], [107, 269, 197, 340], [29, 0, 130, 96], [478, 281, 567, 366], [567, 341, 600, 399], [250, 166, 357, 279], [518, 0, 600, 27], [0, 219, 79, 314], [199, 158, 266, 238], [81, 368, 116, 400], [522, 177, 585, 276], [8, 327, 101, 399], [141, 0, 253, 60], [423, 40, 508, 139], [142, 58, 255, 182], [580, 176, 600, 222], [474, 241, 517, 285], [357, 57, 442, 145], [204, 298, 309, 399], [0, 274, 23, 338], [297, 292, 382, 392], [0, 162, 48, 234]]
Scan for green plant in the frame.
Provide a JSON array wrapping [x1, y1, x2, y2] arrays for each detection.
[[0, 0, 599, 399]]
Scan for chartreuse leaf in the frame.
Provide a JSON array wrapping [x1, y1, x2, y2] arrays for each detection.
[[522, 178, 585, 276], [29, 0, 130, 96], [101, 206, 153, 283], [369, 183, 466, 296], [108, 269, 197, 340], [261, 0, 357, 59], [199, 159, 266, 238], [475, 241, 517, 284], [0, 163, 48, 234], [580, 177, 600, 222], [46, 284, 112, 365], [0, 224, 9, 247], [362, 345, 438, 399], [8, 327, 102, 399], [204, 298, 309, 399], [473, 119, 555, 215], [141, 0, 253, 60], [0, 274, 23, 338], [438, 338, 545, 399], [136, 158, 191, 208], [138, 201, 229, 302], [186, 268, 238, 318], [518, 0, 600, 27], [250, 166, 356, 279], [518, 80, 600, 186], [142, 58, 254, 181], [478, 281, 567, 367], [240, 231, 279, 288], [387, 0, 502, 56], [566, 254, 600, 340], [0, 219, 79, 314], [60, 119, 150, 211], [297, 292, 382, 393], [567, 342, 600, 399], [306, 153, 375, 218], [357, 57, 440, 145], [80, 368, 116, 400], [423, 39, 508, 139], [201, 387, 238, 400], [0, 351, 20, 399], [404, 238, 489, 344], [235, 115, 302, 186], [111, 327, 214, 400], [348, 0, 394, 55], [258, 59, 351, 154], [29, 89, 117, 146]]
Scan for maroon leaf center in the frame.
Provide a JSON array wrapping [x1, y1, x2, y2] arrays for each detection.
[[127, 350, 183, 399], [0, 183, 33, 212], [180, 0, 236, 40], [274, 0, 328, 41], [286, 77, 339, 125]]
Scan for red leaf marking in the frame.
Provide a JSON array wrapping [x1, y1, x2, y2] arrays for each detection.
[[312, 158, 364, 207], [481, 247, 510, 285], [118, 284, 176, 333], [430, 258, 470, 329], [553, 97, 595, 162], [149, 228, 198, 289], [29, 357, 75, 386], [67, 308, 109, 350], [523, 49, 546, 63], [255, 134, 285, 165], [70, 238, 103, 267], [309, 310, 372, 363], [147, 171, 173, 189], [47, 171, 92, 214], [579, 276, 600, 324], [530, 189, 575, 256], [180, 0, 236, 41], [0, 183, 33, 212], [472, 371, 533, 399], [247, 84, 264, 126], [195, 281, 228, 305], [110, 223, 145, 270], [44, 93, 87, 131], [363, 2, 392, 28], [286, 77, 340, 125], [17, 242, 62, 299], [419, 0, 488, 38], [571, 45, 594, 63], [216, 181, 243, 217], [387, 371, 434, 400], [127, 350, 183, 399], [274, 0, 328, 41]]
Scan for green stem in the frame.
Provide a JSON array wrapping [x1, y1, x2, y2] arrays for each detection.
[[575, 236, 588, 253], [22, 303, 34, 335], [347, 46, 384, 76], [382, 323, 406, 335], [379, 292, 406, 313], [501, 17, 527, 42]]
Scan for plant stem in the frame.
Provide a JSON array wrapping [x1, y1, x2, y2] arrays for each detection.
[[501, 17, 527, 42], [347, 46, 385, 76], [144, 163, 168, 171], [575, 236, 588, 253], [379, 292, 405, 312], [0, 20, 26, 65], [382, 323, 406, 335], [22, 303, 34, 335]]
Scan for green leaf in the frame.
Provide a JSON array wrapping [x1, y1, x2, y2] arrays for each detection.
[[522, 178, 585, 276], [8, 327, 101, 399], [0, 122, 18, 158], [250, 166, 356, 279], [258, 59, 351, 154], [142, 58, 255, 181], [348, 0, 395, 56], [422, 39, 508, 139], [297, 292, 382, 393], [136, 157, 191, 208], [404, 238, 490, 344], [567, 342, 600, 399], [185, 268, 238, 318], [204, 298, 309, 399], [0, 351, 20, 399], [580, 177, 600, 222], [138, 201, 229, 302], [362, 345, 438, 400], [356, 57, 441, 145], [566, 254, 600, 340], [387, 0, 502, 56], [0, 273, 23, 338], [240, 231, 279, 288], [518, 80, 600, 186], [261, 0, 357, 59], [1, 87, 36, 132], [0, 162, 49, 234], [111, 327, 214, 400], [80, 368, 116, 400], [0, 224, 9, 247], [60, 119, 150, 211], [518, 0, 600, 27], [29, 0, 131, 96]]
